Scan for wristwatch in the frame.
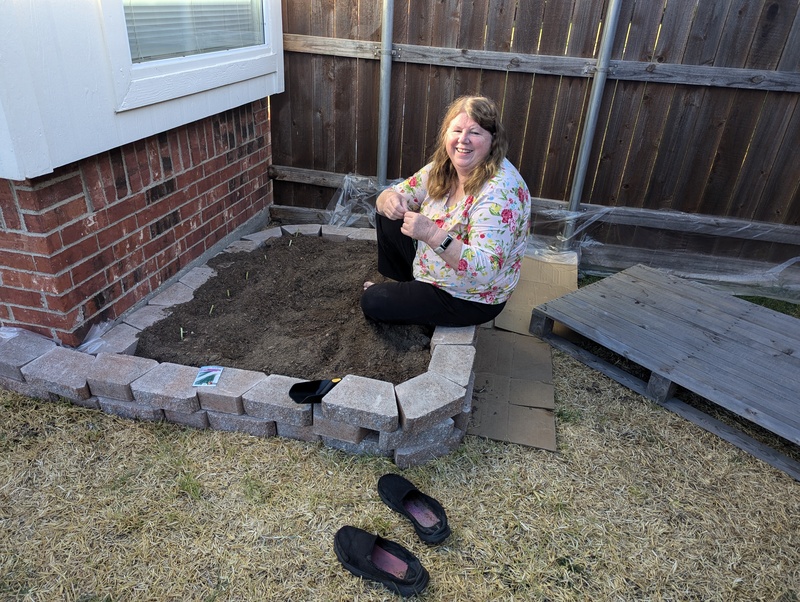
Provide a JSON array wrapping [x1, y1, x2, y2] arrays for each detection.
[[434, 233, 454, 254]]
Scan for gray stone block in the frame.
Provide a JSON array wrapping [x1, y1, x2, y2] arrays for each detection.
[[321, 432, 392, 458], [179, 266, 217, 290], [131, 362, 200, 412], [20, 346, 95, 401], [122, 305, 169, 330], [148, 282, 195, 307], [70, 396, 101, 410], [280, 224, 322, 237], [164, 409, 209, 429], [346, 229, 377, 242], [313, 404, 369, 444], [87, 352, 159, 401], [0, 374, 53, 399], [242, 226, 283, 245], [379, 417, 455, 451], [395, 372, 465, 435], [321, 225, 362, 241], [431, 325, 477, 349], [97, 323, 140, 355], [242, 374, 311, 425], [321, 374, 398, 432], [276, 422, 321, 442], [207, 411, 276, 437], [394, 441, 452, 469], [197, 367, 266, 414], [427, 344, 476, 388], [0, 329, 57, 380], [98, 396, 165, 422], [224, 239, 260, 253], [453, 371, 475, 431]]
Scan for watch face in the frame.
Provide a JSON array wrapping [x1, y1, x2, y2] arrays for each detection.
[[437, 234, 453, 252]]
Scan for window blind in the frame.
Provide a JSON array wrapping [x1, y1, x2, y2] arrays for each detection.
[[124, 0, 265, 63]]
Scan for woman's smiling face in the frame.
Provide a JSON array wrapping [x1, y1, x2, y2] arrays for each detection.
[[445, 112, 493, 178]]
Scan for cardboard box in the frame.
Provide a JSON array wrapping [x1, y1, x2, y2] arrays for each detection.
[[494, 246, 578, 336]]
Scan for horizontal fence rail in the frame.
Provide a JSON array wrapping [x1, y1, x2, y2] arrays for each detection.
[[284, 34, 800, 93]]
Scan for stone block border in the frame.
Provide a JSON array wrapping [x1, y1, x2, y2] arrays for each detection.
[[0, 225, 477, 468]]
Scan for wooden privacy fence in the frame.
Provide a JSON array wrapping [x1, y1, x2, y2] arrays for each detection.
[[270, 0, 800, 295]]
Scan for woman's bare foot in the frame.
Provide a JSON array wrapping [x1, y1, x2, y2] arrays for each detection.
[[363, 281, 375, 291]]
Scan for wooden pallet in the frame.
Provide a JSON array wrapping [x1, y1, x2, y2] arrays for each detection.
[[531, 264, 800, 481]]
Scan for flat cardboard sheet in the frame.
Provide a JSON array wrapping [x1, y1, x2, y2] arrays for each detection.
[[468, 328, 557, 451]]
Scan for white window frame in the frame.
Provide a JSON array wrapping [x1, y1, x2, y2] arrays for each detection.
[[101, 0, 279, 112]]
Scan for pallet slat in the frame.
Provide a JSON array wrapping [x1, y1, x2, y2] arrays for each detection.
[[541, 293, 800, 434], [534, 264, 800, 454], [542, 333, 800, 481]]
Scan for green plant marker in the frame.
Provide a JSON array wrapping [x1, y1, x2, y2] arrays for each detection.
[[209, 304, 214, 315], [180, 326, 184, 340], [245, 271, 249, 280]]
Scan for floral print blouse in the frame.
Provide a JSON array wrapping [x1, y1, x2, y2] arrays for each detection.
[[390, 158, 531, 305]]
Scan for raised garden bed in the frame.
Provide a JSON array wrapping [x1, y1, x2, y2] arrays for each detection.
[[0, 225, 477, 467]]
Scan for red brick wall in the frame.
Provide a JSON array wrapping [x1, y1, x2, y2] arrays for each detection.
[[0, 100, 272, 346]]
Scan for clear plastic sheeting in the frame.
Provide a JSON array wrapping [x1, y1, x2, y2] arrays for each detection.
[[327, 174, 401, 228], [0, 326, 56, 346], [76, 321, 116, 354], [0, 327, 28, 343], [528, 202, 800, 302]]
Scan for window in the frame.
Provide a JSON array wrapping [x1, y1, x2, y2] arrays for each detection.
[[125, 0, 265, 63], [102, 0, 281, 111]]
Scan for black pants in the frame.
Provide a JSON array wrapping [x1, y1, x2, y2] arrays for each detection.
[[360, 214, 505, 327]]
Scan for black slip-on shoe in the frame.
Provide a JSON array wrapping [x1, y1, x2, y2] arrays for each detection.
[[378, 474, 451, 545], [333, 525, 429, 597]]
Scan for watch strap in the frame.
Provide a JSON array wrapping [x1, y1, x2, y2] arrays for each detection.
[[434, 233, 454, 253]]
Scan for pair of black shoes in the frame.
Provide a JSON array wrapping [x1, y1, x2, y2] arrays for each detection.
[[334, 474, 450, 597]]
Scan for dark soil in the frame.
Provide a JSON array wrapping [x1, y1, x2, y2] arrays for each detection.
[[134, 234, 433, 384]]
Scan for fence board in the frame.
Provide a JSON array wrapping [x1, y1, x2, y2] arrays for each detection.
[[539, 0, 603, 200], [477, 0, 518, 135], [732, 92, 798, 221], [273, 0, 800, 230], [747, 0, 800, 69], [782, 8, 800, 71], [629, 0, 700, 211], [718, 0, 771, 68], [354, 0, 381, 175], [398, 0, 435, 175], [519, 1, 576, 198], [454, 0, 489, 94], [332, 1, 357, 175], [682, 0, 770, 216], [421, 0, 463, 169], [646, 2, 731, 211], [698, 90, 766, 217], [754, 102, 800, 223], [502, 0, 545, 170], [589, 0, 672, 206]]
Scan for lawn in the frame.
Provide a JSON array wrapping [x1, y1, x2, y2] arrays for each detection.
[[1, 350, 797, 601]]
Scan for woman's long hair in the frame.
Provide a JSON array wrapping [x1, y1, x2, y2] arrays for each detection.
[[426, 95, 509, 200]]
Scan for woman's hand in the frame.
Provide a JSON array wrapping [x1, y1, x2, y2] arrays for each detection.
[[376, 190, 408, 220], [403, 212, 463, 268], [400, 212, 437, 243]]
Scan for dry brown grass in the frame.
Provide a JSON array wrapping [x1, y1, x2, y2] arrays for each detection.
[[1, 352, 798, 601]]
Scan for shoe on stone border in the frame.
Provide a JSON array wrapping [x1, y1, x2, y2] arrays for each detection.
[[378, 473, 451, 545], [333, 525, 430, 597]]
